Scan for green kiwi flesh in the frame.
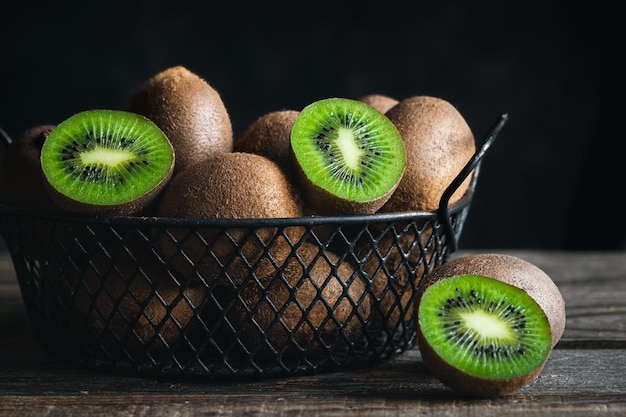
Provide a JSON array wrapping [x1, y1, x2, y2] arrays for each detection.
[[40, 109, 174, 215], [290, 98, 406, 215], [418, 274, 552, 397]]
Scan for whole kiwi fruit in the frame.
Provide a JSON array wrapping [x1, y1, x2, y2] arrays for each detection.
[[222, 241, 371, 359], [47, 238, 207, 357], [358, 223, 435, 329], [126, 65, 233, 175], [358, 94, 399, 114], [234, 109, 300, 178], [0, 125, 58, 211], [380, 95, 476, 213], [156, 152, 305, 285], [415, 253, 566, 397]]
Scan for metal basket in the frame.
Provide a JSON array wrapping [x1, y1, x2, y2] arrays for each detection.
[[0, 115, 507, 380]]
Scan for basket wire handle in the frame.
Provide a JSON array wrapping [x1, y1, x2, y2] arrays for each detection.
[[0, 126, 11, 148], [437, 113, 509, 251]]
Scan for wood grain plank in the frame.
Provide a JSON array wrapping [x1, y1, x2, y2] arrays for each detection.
[[0, 349, 624, 416], [1, 251, 625, 416]]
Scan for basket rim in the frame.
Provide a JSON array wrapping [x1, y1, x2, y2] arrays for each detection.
[[0, 188, 474, 227]]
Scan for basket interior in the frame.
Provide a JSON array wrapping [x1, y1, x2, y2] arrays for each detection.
[[0, 196, 473, 379]]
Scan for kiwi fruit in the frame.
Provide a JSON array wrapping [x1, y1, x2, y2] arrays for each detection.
[[126, 65, 233, 175], [39, 109, 175, 216], [422, 253, 566, 347], [45, 236, 207, 357], [223, 241, 370, 359], [0, 125, 58, 210], [156, 152, 305, 285], [379, 95, 476, 213], [234, 109, 300, 177], [416, 253, 566, 397], [358, 94, 399, 114], [290, 97, 406, 216], [358, 223, 435, 329]]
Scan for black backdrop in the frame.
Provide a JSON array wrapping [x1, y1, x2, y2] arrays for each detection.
[[0, 0, 621, 250]]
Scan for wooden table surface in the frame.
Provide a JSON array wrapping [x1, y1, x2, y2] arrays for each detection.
[[1, 249, 625, 416]]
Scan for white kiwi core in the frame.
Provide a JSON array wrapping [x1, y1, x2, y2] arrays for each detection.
[[335, 127, 364, 170], [80, 146, 136, 167], [461, 310, 514, 341]]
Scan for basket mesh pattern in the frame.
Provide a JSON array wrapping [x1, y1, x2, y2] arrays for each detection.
[[0, 199, 471, 379]]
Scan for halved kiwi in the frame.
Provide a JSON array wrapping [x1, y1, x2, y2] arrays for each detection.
[[290, 98, 406, 215], [40, 109, 175, 216], [416, 257, 561, 397]]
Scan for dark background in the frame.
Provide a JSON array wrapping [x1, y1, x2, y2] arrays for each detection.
[[0, 1, 621, 250]]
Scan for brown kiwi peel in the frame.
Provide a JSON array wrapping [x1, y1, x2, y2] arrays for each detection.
[[45, 238, 206, 356], [380, 95, 476, 213], [156, 152, 305, 285], [416, 253, 565, 397], [358, 223, 435, 328], [358, 94, 399, 114], [234, 109, 300, 178], [223, 242, 371, 358], [126, 65, 233, 175], [418, 339, 548, 397], [0, 125, 58, 211]]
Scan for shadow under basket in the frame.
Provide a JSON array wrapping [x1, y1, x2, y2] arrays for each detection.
[[0, 115, 508, 380]]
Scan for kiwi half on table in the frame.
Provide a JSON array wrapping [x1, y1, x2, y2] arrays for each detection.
[[416, 253, 566, 397], [40, 109, 175, 216], [290, 98, 406, 216]]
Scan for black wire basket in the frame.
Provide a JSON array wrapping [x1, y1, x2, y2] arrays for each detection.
[[0, 114, 507, 380]]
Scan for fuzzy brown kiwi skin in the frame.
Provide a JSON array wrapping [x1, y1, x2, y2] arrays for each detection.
[[46, 239, 207, 357], [0, 125, 59, 211], [358, 225, 434, 329], [415, 253, 565, 397], [358, 94, 399, 114], [419, 253, 566, 348], [126, 66, 233, 175], [156, 152, 305, 286], [418, 338, 548, 397], [223, 241, 371, 358], [379, 96, 476, 213], [234, 109, 300, 178]]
